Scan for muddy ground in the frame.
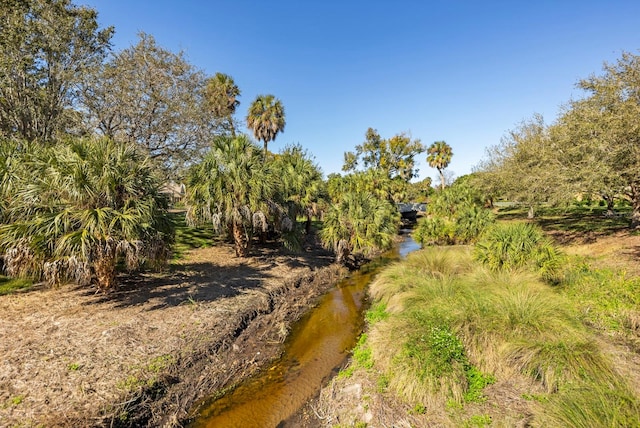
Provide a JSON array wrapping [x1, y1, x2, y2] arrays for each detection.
[[0, 241, 346, 427]]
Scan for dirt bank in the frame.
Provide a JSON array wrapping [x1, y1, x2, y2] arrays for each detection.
[[0, 242, 346, 427]]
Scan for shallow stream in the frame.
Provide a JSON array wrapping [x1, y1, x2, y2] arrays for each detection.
[[189, 232, 420, 428]]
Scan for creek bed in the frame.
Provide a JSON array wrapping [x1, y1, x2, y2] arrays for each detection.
[[189, 233, 419, 428]]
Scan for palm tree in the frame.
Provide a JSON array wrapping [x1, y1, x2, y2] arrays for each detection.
[[0, 138, 173, 290], [246, 94, 286, 158], [186, 135, 276, 257], [272, 144, 325, 235], [320, 191, 400, 264], [427, 140, 453, 190], [204, 72, 241, 136]]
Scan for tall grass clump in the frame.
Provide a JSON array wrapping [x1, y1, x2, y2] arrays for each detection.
[[365, 246, 640, 425], [540, 382, 640, 427], [473, 222, 563, 282]]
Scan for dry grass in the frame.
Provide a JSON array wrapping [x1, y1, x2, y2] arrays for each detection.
[[0, 241, 341, 427]]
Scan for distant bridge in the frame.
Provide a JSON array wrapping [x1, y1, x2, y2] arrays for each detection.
[[397, 203, 426, 222]]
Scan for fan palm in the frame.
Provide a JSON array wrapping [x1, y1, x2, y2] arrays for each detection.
[[427, 140, 453, 190], [186, 135, 277, 256], [204, 72, 241, 136], [0, 138, 173, 290], [246, 94, 286, 158], [320, 191, 400, 264], [272, 144, 325, 235]]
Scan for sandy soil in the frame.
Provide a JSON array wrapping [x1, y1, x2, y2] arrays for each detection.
[[0, 241, 346, 427]]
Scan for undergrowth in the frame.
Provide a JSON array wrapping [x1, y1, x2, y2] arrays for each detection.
[[363, 246, 640, 426]]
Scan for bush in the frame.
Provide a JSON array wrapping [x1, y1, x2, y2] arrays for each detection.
[[473, 222, 562, 282], [414, 182, 494, 246]]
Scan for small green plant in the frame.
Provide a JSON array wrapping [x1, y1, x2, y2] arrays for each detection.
[[147, 354, 174, 373], [337, 365, 355, 379], [465, 414, 492, 427], [352, 334, 374, 370], [117, 375, 146, 391], [463, 366, 495, 403], [67, 362, 82, 371], [410, 403, 427, 415], [365, 302, 388, 324], [376, 374, 390, 392], [10, 395, 24, 406]]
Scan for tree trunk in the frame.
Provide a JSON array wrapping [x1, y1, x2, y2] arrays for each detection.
[[233, 222, 250, 257], [602, 194, 616, 217], [305, 214, 312, 235], [336, 239, 350, 265], [630, 185, 640, 229], [438, 168, 445, 190]]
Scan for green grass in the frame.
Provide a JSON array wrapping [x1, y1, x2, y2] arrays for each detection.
[[170, 211, 216, 259], [557, 261, 640, 334], [494, 203, 632, 235], [365, 246, 640, 425], [0, 276, 33, 295]]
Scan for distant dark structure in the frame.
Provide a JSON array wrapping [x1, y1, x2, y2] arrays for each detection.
[[397, 203, 426, 223]]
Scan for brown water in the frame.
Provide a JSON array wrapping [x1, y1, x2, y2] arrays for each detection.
[[189, 234, 419, 428]]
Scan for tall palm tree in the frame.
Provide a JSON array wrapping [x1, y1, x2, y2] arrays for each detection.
[[0, 138, 173, 290], [186, 135, 276, 257], [204, 72, 241, 136], [246, 94, 286, 158], [427, 140, 453, 190]]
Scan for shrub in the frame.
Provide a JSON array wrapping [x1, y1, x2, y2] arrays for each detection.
[[414, 182, 494, 246], [473, 222, 562, 282]]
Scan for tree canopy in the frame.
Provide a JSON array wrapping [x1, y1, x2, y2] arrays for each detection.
[[80, 33, 210, 176], [475, 51, 640, 227], [204, 72, 241, 136], [426, 140, 453, 190], [246, 94, 286, 158], [0, 0, 113, 141], [343, 128, 424, 182]]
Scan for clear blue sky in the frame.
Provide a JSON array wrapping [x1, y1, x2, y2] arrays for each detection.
[[80, 0, 640, 183]]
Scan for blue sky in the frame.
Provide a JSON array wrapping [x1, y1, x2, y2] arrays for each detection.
[[81, 0, 640, 183]]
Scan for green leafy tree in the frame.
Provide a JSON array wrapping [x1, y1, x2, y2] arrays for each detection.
[[204, 72, 241, 136], [80, 33, 209, 176], [426, 140, 453, 190], [343, 128, 425, 182], [320, 191, 400, 264], [556, 52, 640, 227], [327, 170, 407, 204], [0, 138, 173, 290], [0, 0, 113, 141], [186, 135, 294, 257], [246, 94, 286, 158], [474, 115, 564, 218], [406, 176, 433, 202]]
